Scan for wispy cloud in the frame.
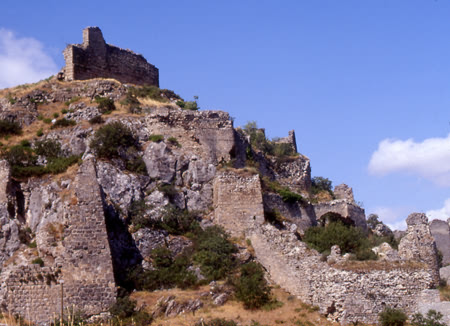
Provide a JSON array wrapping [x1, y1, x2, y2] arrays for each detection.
[[426, 198, 450, 221], [368, 134, 450, 186], [0, 28, 58, 89], [371, 206, 411, 231]]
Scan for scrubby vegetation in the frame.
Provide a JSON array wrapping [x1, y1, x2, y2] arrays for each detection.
[[411, 309, 446, 326], [242, 121, 296, 158], [303, 219, 399, 261], [109, 296, 152, 326], [0, 119, 22, 137], [1, 139, 80, 178], [262, 177, 306, 205], [50, 118, 76, 129], [310, 176, 333, 196], [235, 262, 271, 309], [95, 96, 116, 113], [90, 121, 147, 174], [378, 307, 407, 326]]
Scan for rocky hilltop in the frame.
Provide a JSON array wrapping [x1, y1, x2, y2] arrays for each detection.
[[0, 28, 448, 325]]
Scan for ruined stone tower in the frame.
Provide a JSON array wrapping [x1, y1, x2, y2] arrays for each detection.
[[62, 27, 159, 86]]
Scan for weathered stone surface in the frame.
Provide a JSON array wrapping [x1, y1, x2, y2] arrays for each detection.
[[63, 27, 159, 86], [313, 199, 367, 231], [371, 242, 400, 261], [213, 171, 265, 237], [0, 156, 117, 323], [440, 265, 450, 283], [132, 228, 168, 260], [430, 219, 450, 266], [153, 296, 203, 318], [373, 223, 393, 237], [417, 289, 450, 325], [334, 184, 355, 202], [398, 213, 440, 286], [143, 142, 177, 184]]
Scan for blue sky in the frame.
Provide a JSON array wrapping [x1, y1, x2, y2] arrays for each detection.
[[1, 0, 449, 229]]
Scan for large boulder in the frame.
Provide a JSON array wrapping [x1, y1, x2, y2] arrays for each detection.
[[430, 219, 450, 266]]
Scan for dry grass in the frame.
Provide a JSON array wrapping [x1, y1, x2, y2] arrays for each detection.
[[137, 97, 178, 109], [131, 286, 335, 326]]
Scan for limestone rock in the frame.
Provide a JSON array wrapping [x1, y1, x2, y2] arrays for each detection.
[[440, 265, 450, 284], [398, 213, 440, 286], [373, 223, 393, 237], [143, 142, 177, 183], [371, 242, 400, 261], [430, 219, 450, 266], [334, 184, 355, 202]]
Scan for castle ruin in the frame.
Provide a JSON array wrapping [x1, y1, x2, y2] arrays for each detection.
[[61, 27, 159, 86]]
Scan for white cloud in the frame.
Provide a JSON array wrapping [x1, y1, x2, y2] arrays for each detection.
[[0, 29, 58, 89], [368, 134, 450, 186], [371, 206, 408, 231], [426, 198, 450, 221]]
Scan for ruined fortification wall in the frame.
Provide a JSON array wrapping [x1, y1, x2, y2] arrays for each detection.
[[313, 199, 367, 231], [63, 27, 159, 86], [212, 171, 437, 324], [250, 223, 435, 324], [213, 171, 265, 237], [0, 157, 116, 323]]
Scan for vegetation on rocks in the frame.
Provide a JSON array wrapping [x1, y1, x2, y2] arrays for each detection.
[[235, 262, 271, 309], [1, 139, 80, 178], [378, 307, 407, 326], [0, 119, 22, 137], [90, 121, 147, 174]]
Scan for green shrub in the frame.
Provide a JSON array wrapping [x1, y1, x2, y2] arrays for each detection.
[[160, 204, 199, 235], [167, 136, 181, 147], [0, 119, 22, 137], [61, 108, 68, 114], [43, 118, 52, 124], [379, 307, 407, 326], [36, 128, 44, 137], [64, 96, 81, 106], [95, 96, 116, 113], [411, 309, 446, 326], [90, 122, 136, 159], [28, 241, 37, 248], [160, 89, 182, 100], [32, 257, 44, 267], [303, 221, 377, 260], [149, 134, 164, 142], [158, 183, 177, 200], [311, 177, 333, 195], [20, 139, 31, 147], [235, 262, 271, 309], [50, 118, 76, 129], [109, 296, 152, 326], [34, 139, 63, 158], [192, 226, 236, 281], [88, 115, 104, 124], [53, 113, 59, 118], [128, 199, 157, 230], [278, 188, 305, 204]]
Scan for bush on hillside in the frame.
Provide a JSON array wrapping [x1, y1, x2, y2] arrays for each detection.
[[235, 262, 271, 309], [303, 221, 378, 260], [95, 96, 116, 113], [160, 204, 199, 235], [90, 121, 136, 159], [411, 309, 446, 326], [192, 226, 236, 281], [311, 176, 333, 195], [379, 307, 407, 326], [50, 118, 76, 129], [0, 119, 22, 137]]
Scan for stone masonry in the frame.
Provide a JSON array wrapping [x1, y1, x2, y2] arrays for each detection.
[[62, 27, 159, 86], [0, 156, 116, 324], [213, 172, 439, 324]]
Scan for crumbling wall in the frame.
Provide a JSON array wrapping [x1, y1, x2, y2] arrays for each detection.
[[250, 223, 435, 325], [63, 27, 159, 86], [313, 199, 367, 231], [430, 219, 450, 266], [0, 157, 116, 323], [213, 171, 265, 237]]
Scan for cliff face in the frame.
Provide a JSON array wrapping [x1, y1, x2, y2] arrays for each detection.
[[0, 78, 442, 324]]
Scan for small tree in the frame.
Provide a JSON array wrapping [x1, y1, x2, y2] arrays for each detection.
[[367, 213, 381, 229], [235, 262, 271, 309], [411, 309, 446, 326], [379, 307, 407, 326]]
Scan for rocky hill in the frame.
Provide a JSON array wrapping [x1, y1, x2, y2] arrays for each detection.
[[0, 27, 449, 326]]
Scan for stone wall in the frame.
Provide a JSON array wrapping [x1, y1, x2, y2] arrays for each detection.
[[0, 157, 116, 324], [313, 199, 367, 231], [430, 219, 450, 266], [213, 171, 265, 237], [250, 223, 435, 325], [63, 27, 159, 86]]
